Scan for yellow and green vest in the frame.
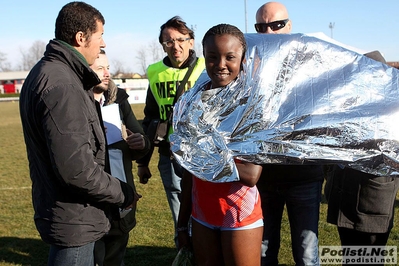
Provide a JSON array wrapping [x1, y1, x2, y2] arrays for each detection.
[[147, 58, 205, 123]]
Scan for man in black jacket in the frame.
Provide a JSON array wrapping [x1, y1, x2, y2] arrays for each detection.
[[19, 2, 135, 265], [325, 51, 399, 266], [91, 50, 151, 266], [255, 3, 324, 266]]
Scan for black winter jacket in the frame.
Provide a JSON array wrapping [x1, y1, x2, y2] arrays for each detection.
[[325, 166, 399, 233], [104, 80, 151, 233], [19, 40, 134, 247]]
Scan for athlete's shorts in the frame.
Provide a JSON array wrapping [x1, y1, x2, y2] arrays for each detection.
[[192, 216, 263, 231]]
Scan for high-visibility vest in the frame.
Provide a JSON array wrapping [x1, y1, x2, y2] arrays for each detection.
[[147, 58, 205, 121]]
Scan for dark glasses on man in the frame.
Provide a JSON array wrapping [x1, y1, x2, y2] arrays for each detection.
[[254, 19, 289, 33]]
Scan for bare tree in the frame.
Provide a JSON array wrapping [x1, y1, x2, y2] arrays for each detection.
[[19, 40, 46, 71], [194, 41, 203, 57], [148, 40, 163, 63], [191, 24, 203, 56], [111, 59, 129, 77], [134, 40, 164, 76], [0, 51, 12, 72], [135, 46, 148, 75]]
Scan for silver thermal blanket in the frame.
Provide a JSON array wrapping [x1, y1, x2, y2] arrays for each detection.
[[170, 33, 399, 182]]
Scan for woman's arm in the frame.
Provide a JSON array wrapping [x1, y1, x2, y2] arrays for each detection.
[[236, 160, 262, 187]]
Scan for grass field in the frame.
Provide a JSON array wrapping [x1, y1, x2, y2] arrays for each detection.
[[0, 101, 398, 266]]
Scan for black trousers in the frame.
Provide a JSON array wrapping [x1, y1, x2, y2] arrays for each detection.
[[338, 227, 391, 266]]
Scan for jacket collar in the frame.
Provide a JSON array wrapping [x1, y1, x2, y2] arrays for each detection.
[[162, 49, 197, 69], [46, 39, 101, 91]]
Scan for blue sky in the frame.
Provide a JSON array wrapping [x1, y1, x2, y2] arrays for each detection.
[[1, 0, 398, 73]]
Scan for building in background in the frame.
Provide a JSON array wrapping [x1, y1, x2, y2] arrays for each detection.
[[0, 71, 29, 94], [113, 76, 148, 104], [0, 71, 148, 104]]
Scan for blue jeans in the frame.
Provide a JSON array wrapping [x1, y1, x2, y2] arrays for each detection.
[[260, 181, 322, 266], [158, 154, 182, 246], [47, 242, 94, 266]]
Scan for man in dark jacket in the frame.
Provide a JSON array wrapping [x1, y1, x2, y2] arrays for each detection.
[[325, 51, 399, 266], [136, 16, 205, 247], [91, 50, 151, 266], [255, 3, 324, 266], [19, 2, 135, 265]]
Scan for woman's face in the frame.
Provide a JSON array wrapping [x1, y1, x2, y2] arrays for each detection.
[[203, 34, 243, 88]]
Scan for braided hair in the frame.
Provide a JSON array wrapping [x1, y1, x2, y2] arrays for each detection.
[[202, 24, 247, 62]]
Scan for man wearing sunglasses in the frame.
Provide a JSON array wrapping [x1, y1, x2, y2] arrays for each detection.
[[255, 2, 292, 34], [255, 2, 323, 266]]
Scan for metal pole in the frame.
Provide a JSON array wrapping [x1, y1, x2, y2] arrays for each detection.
[[329, 22, 335, 39], [244, 0, 248, 33]]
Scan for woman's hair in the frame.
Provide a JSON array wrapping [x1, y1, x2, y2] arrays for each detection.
[[202, 23, 247, 62], [159, 16, 195, 43], [55, 1, 105, 45]]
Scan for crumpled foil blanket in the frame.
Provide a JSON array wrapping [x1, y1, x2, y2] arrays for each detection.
[[170, 33, 399, 182]]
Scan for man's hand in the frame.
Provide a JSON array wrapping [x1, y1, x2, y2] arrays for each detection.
[[137, 165, 152, 184], [124, 191, 142, 210], [177, 229, 191, 250], [126, 129, 145, 150]]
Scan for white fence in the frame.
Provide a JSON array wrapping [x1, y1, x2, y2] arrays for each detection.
[[115, 78, 148, 104], [126, 89, 147, 104]]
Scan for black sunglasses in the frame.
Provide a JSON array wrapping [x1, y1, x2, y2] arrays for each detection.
[[254, 19, 289, 33]]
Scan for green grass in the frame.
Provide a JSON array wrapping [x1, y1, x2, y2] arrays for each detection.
[[0, 101, 398, 266], [0, 94, 19, 98]]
